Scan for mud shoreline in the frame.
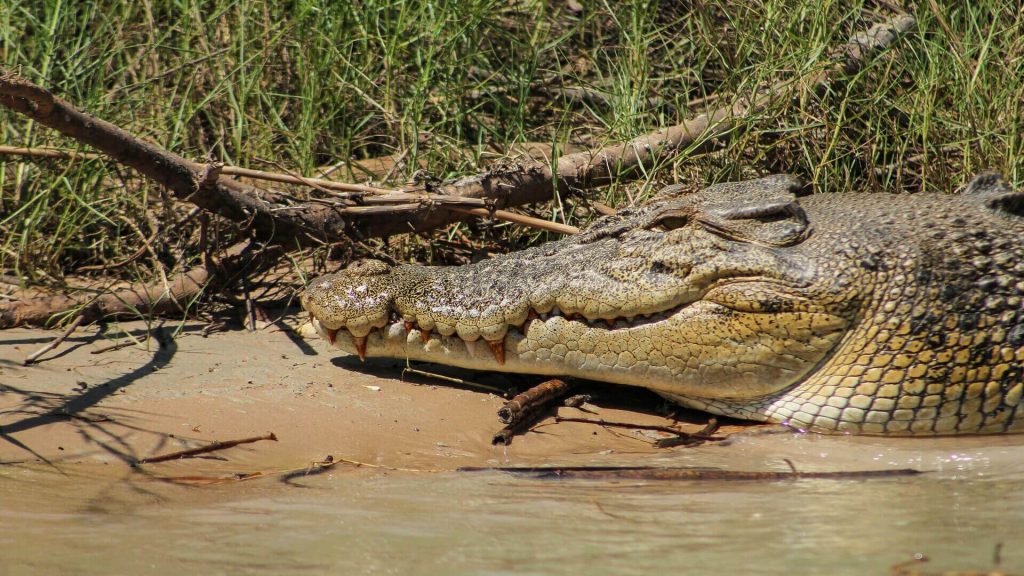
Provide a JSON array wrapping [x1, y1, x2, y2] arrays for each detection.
[[1, 318, 751, 481]]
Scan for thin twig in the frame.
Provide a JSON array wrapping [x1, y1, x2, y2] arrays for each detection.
[[0, 144, 396, 195], [136, 432, 278, 465], [90, 339, 137, 354], [446, 206, 579, 235], [401, 367, 510, 395], [654, 417, 721, 448], [553, 416, 726, 447], [239, 161, 395, 195], [23, 314, 85, 365]]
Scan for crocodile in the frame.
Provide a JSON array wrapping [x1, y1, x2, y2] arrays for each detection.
[[301, 173, 1024, 435]]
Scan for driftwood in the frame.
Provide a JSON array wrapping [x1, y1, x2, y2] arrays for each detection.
[[135, 432, 277, 465], [0, 16, 915, 329], [0, 241, 276, 328], [492, 378, 576, 445]]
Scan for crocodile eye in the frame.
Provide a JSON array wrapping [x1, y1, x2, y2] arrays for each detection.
[[646, 208, 693, 231]]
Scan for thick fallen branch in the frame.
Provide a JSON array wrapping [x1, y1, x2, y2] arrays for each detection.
[[0, 241, 277, 327], [0, 73, 355, 244], [1, 266, 210, 328]]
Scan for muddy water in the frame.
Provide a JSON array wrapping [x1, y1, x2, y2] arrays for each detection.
[[4, 432, 1024, 575]]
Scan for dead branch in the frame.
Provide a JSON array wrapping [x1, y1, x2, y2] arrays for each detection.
[[446, 206, 579, 235], [0, 241, 279, 327], [0, 144, 389, 195], [0, 72, 351, 244], [492, 379, 576, 445], [498, 379, 575, 426], [400, 367, 509, 395], [136, 432, 277, 465], [553, 416, 725, 448], [22, 314, 84, 365], [0, 264, 210, 327]]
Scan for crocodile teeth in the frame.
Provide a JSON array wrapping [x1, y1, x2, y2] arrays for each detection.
[[353, 335, 367, 361], [487, 339, 505, 365]]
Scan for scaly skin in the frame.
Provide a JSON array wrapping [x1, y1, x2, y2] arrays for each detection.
[[301, 174, 1024, 435]]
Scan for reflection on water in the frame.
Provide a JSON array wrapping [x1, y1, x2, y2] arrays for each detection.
[[3, 433, 1024, 575]]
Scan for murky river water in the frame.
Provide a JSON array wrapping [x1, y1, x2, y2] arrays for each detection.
[[4, 432, 1024, 575]]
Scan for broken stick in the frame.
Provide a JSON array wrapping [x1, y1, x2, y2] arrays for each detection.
[[23, 314, 85, 365], [493, 379, 576, 445], [136, 432, 278, 465]]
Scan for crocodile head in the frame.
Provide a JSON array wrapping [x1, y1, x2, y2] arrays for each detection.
[[302, 175, 853, 402]]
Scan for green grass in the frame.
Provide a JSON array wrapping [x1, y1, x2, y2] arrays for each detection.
[[1, 0, 1023, 285]]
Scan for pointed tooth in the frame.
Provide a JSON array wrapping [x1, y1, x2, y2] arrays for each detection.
[[487, 339, 506, 365], [353, 335, 367, 361]]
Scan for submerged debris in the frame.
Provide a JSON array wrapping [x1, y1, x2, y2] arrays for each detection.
[[458, 465, 924, 481]]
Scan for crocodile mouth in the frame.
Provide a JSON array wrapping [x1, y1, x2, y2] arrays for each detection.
[[310, 302, 684, 364]]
